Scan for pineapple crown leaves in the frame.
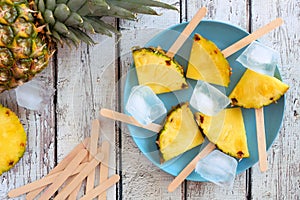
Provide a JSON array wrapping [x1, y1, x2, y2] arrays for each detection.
[[29, 0, 177, 47]]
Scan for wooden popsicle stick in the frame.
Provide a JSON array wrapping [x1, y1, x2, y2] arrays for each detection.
[[222, 18, 283, 58], [86, 119, 100, 193], [26, 137, 90, 200], [8, 162, 88, 198], [168, 142, 216, 192], [68, 146, 103, 200], [98, 141, 110, 200], [67, 179, 82, 200], [165, 7, 207, 58], [79, 175, 120, 200], [100, 108, 162, 133], [67, 153, 90, 200], [255, 108, 268, 172], [53, 151, 104, 200], [38, 149, 88, 200]]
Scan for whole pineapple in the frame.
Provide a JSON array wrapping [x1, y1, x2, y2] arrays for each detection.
[[0, 0, 176, 92]]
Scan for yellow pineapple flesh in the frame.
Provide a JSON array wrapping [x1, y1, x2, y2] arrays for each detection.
[[229, 69, 289, 108], [186, 34, 231, 87], [132, 47, 188, 94], [157, 103, 204, 162], [195, 108, 249, 159], [0, 105, 26, 175]]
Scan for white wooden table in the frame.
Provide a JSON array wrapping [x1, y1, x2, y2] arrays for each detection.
[[1, 0, 299, 199]]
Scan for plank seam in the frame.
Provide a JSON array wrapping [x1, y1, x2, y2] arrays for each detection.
[[246, 168, 252, 200], [247, 0, 253, 33], [86, 45, 96, 118], [53, 43, 59, 197], [116, 17, 123, 200], [246, 0, 253, 199], [180, 0, 188, 23], [53, 44, 58, 169], [182, 0, 188, 198]]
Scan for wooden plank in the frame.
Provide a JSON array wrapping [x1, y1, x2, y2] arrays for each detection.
[[118, 0, 184, 199], [56, 27, 117, 198], [251, 1, 300, 199], [185, 1, 249, 199], [186, 0, 248, 29], [0, 62, 56, 199]]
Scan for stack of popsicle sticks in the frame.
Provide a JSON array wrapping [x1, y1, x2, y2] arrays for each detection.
[[100, 7, 284, 193], [8, 119, 119, 199]]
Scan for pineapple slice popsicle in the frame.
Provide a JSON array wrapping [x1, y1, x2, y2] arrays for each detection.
[[229, 69, 289, 109], [157, 103, 205, 162], [132, 7, 208, 94], [228, 42, 289, 172], [194, 107, 249, 160], [186, 33, 231, 87]]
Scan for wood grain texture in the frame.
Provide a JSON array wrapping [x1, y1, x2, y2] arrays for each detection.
[[185, 0, 248, 29], [0, 63, 56, 200], [0, 1, 299, 200], [56, 30, 117, 198], [185, 1, 249, 199], [118, 0, 184, 199], [251, 1, 300, 199]]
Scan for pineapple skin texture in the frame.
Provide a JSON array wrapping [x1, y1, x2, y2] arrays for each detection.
[[157, 103, 204, 162], [186, 34, 231, 87], [0, 0, 176, 92], [195, 108, 249, 159], [0, 105, 27, 175], [132, 47, 188, 94], [229, 69, 289, 108], [0, 1, 50, 93]]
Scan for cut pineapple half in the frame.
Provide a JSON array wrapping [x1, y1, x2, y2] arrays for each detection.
[[195, 108, 249, 159], [229, 69, 289, 108], [186, 34, 231, 87], [132, 47, 188, 94], [0, 105, 26, 175], [157, 103, 204, 162]]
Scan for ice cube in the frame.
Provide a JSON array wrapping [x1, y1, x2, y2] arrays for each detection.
[[125, 85, 167, 125], [190, 81, 230, 116], [15, 79, 55, 112], [236, 41, 280, 76], [195, 149, 238, 189]]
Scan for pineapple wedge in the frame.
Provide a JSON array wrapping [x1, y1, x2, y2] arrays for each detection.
[[195, 108, 249, 159], [186, 34, 231, 87], [157, 103, 204, 162], [132, 47, 188, 94], [0, 105, 26, 175], [229, 69, 289, 108]]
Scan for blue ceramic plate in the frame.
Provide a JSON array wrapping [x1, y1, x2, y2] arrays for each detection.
[[123, 20, 285, 181]]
